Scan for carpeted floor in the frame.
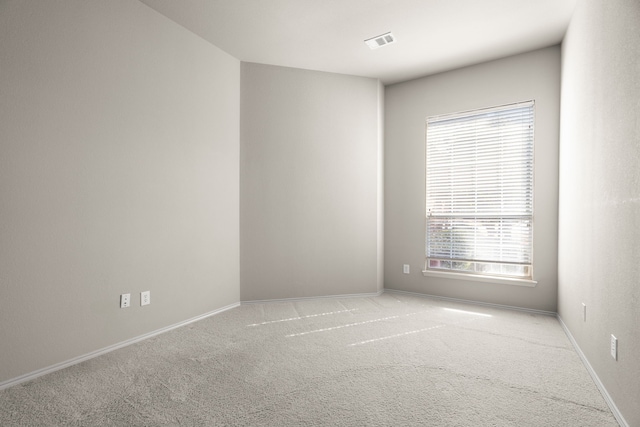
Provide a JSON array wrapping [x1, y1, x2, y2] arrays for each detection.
[[0, 293, 619, 426]]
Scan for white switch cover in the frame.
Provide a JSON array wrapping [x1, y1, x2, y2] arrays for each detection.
[[120, 293, 131, 308], [611, 335, 618, 360], [141, 291, 151, 306], [403, 264, 410, 274]]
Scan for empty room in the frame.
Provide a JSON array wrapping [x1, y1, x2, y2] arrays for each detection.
[[0, 0, 638, 426]]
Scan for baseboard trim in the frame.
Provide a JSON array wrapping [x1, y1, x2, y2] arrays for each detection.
[[0, 302, 240, 391], [241, 290, 384, 305], [383, 288, 557, 316], [557, 316, 629, 427]]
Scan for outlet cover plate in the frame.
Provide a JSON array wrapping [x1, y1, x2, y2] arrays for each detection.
[[120, 293, 131, 308], [403, 264, 410, 274], [610, 335, 617, 360]]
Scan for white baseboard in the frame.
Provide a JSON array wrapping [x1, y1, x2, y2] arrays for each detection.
[[557, 316, 629, 427], [383, 288, 557, 316], [0, 302, 240, 391], [241, 290, 384, 305]]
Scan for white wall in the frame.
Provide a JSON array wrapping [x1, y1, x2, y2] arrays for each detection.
[[0, 0, 240, 384], [384, 46, 560, 312], [240, 63, 383, 301], [558, 0, 640, 425]]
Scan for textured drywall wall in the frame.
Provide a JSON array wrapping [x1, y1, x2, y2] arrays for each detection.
[[240, 63, 382, 301], [0, 0, 240, 383], [558, 0, 640, 425], [384, 46, 560, 312]]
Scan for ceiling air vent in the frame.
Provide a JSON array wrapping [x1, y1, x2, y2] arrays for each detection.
[[364, 32, 396, 50]]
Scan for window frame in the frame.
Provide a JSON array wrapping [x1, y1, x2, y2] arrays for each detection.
[[423, 101, 537, 286]]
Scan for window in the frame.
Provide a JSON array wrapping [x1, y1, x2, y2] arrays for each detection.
[[425, 101, 534, 280]]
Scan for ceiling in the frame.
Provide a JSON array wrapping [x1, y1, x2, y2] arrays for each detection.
[[139, 0, 577, 85]]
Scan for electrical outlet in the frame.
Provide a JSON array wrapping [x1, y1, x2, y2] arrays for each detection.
[[403, 264, 410, 274], [582, 303, 586, 322], [120, 293, 131, 308], [141, 291, 150, 306], [610, 335, 618, 360]]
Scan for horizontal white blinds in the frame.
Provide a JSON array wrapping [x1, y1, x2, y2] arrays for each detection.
[[426, 101, 534, 274]]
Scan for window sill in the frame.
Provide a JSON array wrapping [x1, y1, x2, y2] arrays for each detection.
[[421, 270, 537, 287]]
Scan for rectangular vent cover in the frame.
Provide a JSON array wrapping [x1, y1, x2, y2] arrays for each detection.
[[365, 32, 396, 50]]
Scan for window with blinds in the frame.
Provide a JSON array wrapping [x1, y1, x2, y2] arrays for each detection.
[[425, 101, 534, 279]]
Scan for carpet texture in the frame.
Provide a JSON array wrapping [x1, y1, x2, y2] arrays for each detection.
[[0, 293, 618, 426]]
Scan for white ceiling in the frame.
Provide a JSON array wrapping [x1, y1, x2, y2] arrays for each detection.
[[139, 0, 577, 85]]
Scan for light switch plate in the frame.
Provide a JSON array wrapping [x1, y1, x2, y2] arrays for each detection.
[[141, 291, 150, 306]]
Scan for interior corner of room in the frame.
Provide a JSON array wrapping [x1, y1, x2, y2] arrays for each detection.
[[0, 0, 638, 425]]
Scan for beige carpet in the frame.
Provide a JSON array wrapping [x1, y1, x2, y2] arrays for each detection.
[[0, 293, 618, 426]]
